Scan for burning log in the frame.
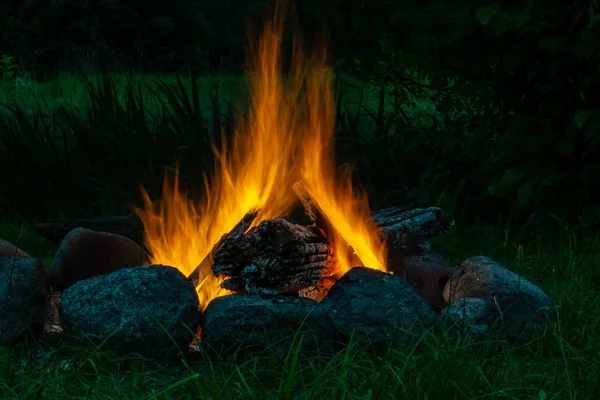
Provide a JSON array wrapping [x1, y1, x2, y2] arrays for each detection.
[[291, 181, 333, 236], [34, 204, 454, 252], [292, 181, 454, 249], [186, 210, 259, 288], [211, 218, 334, 296]]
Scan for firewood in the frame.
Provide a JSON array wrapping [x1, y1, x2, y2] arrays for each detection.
[[35, 201, 453, 253], [291, 181, 329, 231], [211, 218, 334, 296], [186, 209, 258, 287], [291, 180, 358, 262], [370, 206, 455, 248], [292, 180, 454, 248]]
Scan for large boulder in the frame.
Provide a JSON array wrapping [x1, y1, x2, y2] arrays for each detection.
[[441, 297, 493, 340], [321, 267, 441, 344], [49, 228, 150, 290], [442, 256, 553, 339], [202, 294, 333, 355], [0, 257, 49, 344], [60, 265, 200, 359]]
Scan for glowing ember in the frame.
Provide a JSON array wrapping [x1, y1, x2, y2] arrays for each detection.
[[135, 4, 387, 311]]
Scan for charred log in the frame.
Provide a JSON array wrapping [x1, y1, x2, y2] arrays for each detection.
[[291, 181, 330, 232], [292, 181, 454, 250], [370, 206, 455, 248], [34, 203, 453, 254], [212, 218, 334, 296], [186, 210, 258, 288]]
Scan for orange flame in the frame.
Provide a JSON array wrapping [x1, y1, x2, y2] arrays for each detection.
[[299, 59, 388, 276], [135, 6, 387, 311]]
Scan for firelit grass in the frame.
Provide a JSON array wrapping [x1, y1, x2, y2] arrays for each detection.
[[0, 224, 598, 399]]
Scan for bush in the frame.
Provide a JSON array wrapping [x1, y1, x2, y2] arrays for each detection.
[[328, 0, 600, 231], [2, 0, 599, 236]]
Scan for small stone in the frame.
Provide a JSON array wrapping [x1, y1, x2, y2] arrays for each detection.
[[49, 228, 150, 290], [43, 324, 64, 341], [60, 265, 200, 359], [0, 257, 49, 344], [44, 289, 62, 327], [321, 267, 441, 344], [443, 256, 553, 339], [202, 294, 333, 355]]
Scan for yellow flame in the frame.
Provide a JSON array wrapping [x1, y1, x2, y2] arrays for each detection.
[[135, 5, 387, 311], [299, 58, 387, 276]]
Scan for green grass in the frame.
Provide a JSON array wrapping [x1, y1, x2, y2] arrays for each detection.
[[0, 74, 249, 118], [1, 222, 598, 399], [0, 71, 439, 131]]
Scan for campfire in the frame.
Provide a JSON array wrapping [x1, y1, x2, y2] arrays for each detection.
[[134, 5, 388, 311], [4, 2, 552, 359]]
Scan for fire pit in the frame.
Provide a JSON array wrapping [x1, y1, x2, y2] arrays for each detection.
[[132, 4, 456, 313], [0, 4, 554, 359]]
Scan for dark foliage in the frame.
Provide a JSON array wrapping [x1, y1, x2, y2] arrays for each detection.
[[0, 0, 210, 77], [1, 0, 599, 236], [331, 0, 600, 231], [0, 0, 340, 78]]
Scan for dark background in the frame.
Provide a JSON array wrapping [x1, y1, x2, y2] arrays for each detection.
[[0, 0, 599, 238]]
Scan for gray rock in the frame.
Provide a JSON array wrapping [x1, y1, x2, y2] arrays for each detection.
[[50, 228, 150, 291], [321, 267, 441, 344], [443, 256, 553, 339], [202, 294, 333, 355], [60, 265, 200, 359], [0, 257, 49, 344], [441, 297, 493, 340]]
